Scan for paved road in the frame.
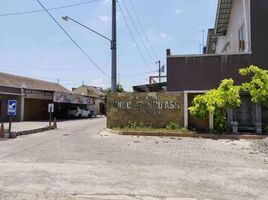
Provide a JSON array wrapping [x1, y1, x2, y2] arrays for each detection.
[[0, 118, 267, 200]]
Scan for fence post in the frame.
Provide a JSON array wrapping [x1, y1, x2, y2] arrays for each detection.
[[0, 123, 4, 138], [53, 118, 57, 129]]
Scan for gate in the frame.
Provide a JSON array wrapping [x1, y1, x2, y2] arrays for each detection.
[[233, 94, 256, 131]]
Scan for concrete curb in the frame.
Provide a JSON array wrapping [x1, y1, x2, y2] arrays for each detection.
[[2, 126, 57, 139], [105, 129, 268, 140], [16, 126, 56, 137]]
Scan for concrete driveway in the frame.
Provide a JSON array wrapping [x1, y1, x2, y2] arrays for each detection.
[[0, 118, 267, 200]]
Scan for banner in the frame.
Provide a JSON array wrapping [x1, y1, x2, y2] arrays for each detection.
[[53, 92, 94, 105]]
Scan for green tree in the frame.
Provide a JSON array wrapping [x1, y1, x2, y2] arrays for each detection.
[[239, 65, 268, 103], [189, 79, 241, 132], [189, 79, 241, 118], [105, 84, 125, 93]]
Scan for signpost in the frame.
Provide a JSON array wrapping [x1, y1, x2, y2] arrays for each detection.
[[7, 100, 17, 137], [48, 103, 54, 127]]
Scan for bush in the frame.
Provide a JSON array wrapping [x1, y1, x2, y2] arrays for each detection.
[[214, 112, 228, 133], [166, 121, 180, 130], [126, 121, 152, 130], [126, 121, 138, 129], [264, 126, 268, 133], [189, 79, 241, 119]]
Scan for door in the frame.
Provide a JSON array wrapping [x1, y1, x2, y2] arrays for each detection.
[[233, 94, 256, 129]]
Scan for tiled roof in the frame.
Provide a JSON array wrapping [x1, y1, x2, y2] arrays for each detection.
[[0, 72, 70, 93]]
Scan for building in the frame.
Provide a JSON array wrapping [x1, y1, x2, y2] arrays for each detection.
[[167, 0, 268, 131], [0, 72, 95, 122], [72, 85, 106, 115]]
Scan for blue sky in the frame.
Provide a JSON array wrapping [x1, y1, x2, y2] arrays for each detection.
[[0, 0, 217, 91]]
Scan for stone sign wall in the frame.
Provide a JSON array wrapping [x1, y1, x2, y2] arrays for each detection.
[[107, 92, 184, 128]]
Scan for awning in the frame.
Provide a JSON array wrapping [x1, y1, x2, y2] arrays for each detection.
[[53, 92, 94, 105]]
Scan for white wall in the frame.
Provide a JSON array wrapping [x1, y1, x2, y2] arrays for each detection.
[[87, 99, 102, 115], [215, 0, 251, 54]]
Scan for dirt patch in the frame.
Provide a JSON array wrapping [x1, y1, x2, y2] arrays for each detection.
[[250, 138, 268, 155]]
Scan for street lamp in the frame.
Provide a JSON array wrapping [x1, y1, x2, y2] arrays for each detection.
[[62, 0, 117, 92], [62, 16, 112, 42]]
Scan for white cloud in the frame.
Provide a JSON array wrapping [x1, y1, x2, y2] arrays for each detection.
[[91, 78, 104, 87], [102, 0, 110, 4], [175, 9, 182, 14], [160, 33, 167, 38], [99, 15, 112, 22], [42, 60, 48, 65]]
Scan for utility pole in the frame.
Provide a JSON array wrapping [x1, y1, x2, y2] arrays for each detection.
[[157, 60, 161, 83], [62, 2, 117, 92], [118, 73, 120, 85], [111, 0, 117, 92]]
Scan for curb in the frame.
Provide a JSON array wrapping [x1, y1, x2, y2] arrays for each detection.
[[105, 129, 268, 140], [2, 126, 57, 139], [16, 126, 56, 137]]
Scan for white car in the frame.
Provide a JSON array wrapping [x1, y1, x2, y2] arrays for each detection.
[[67, 107, 92, 118]]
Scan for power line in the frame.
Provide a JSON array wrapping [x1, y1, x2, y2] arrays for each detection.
[[0, 63, 156, 71], [129, 0, 159, 61], [35, 0, 109, 78], [0, 0, 102, 17], [121, 0, 155, 63], [118, 1, 152, 70]]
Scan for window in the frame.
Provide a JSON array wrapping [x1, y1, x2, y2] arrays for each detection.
[[239, 24, 245, 52]]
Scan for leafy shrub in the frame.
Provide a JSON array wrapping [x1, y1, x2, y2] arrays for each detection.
[[126, 121, 152, 130], [166, 121, 180, 130], [240, 65, 268, 103], [189, 79, 241, 119], [264, 126, 268, 133], [214, 113, 228, 133], [126, 121, 138, 129]]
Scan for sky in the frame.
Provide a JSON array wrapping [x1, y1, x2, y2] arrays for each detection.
[[0, 0, 218, 91]]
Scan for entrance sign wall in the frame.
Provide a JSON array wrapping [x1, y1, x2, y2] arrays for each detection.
[[107, 92, 184, 128]]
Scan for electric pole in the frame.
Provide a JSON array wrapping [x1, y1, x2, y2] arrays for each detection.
[[111, 0, 117, 92], [157, 60, 161, 83]]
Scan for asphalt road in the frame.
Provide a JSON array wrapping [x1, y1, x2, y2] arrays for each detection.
[[0, 118, 267, 200]]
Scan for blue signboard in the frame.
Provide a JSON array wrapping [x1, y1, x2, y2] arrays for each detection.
[[8, 100, 17, 116]]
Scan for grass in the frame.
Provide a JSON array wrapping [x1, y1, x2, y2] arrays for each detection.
[[112, 122, 195, 134]]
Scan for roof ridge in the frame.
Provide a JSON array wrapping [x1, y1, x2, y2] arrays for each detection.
[[0, 72, 58, 85], [0, 71, 70, 93]]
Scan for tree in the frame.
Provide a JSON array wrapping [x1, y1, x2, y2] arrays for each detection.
[[239, 65, 268, 104], [189, 79, 241, 132], [189, 79, 241, 118], [105, 84, 125, 93], [189, 65, 268, 132]]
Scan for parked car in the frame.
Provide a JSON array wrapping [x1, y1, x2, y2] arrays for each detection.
[[67, 107, 92, 118], [90, 110, 97, 117]]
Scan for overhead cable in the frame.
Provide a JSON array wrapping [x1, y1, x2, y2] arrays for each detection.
[[0, 0, 102, 17], [35, 0, 110, 78], [129, 0, 159, 61], [121, 0, 155, 63], [118, 1, 151, 70]]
